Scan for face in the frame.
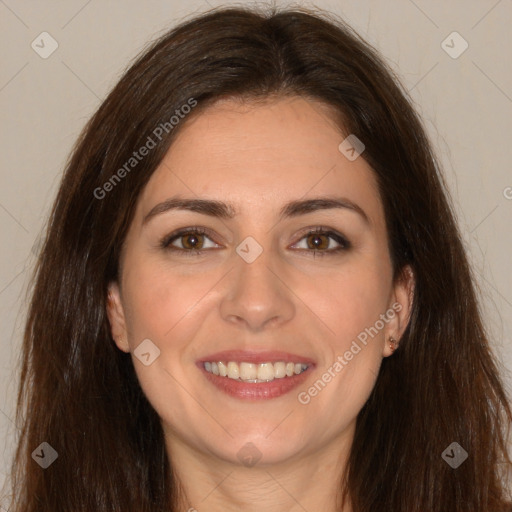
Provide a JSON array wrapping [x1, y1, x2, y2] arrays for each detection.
[[107, 96, 413, 468]]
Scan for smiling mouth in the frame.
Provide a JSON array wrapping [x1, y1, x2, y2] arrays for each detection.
[[203, 361, 310, 383]]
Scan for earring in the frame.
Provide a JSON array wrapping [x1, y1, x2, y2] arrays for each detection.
[[389, 336, 398, 352]]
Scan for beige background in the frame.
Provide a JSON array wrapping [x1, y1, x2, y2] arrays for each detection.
[[1, 0, 511, 499]]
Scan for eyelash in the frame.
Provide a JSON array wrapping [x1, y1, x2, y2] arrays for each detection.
[[159, 226, 351, 258]]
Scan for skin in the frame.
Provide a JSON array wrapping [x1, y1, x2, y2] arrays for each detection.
[[107, 96, 414, 512]]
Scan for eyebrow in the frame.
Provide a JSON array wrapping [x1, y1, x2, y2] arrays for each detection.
[[143, 196, 370, 225]]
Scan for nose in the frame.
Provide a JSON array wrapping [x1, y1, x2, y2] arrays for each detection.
[[219, 246, 296, 332]]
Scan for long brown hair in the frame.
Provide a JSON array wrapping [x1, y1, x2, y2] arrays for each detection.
[[6, 5, 511, 511]]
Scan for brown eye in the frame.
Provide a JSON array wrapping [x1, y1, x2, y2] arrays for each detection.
[[292, 227, 350, 256], [306, 233, 330, 250], [181, 233, 204, 250], [160, 227, 220, 256]]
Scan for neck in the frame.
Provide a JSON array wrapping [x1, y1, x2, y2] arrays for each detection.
[[166, 425, 355, 512]]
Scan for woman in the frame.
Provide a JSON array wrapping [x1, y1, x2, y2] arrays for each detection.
[[7, 5, 512, 511]]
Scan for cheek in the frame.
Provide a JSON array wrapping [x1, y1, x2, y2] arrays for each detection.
[[310, 261, 391, 348], [121, 257, 221, 343], [119, 260, 218, 430], [295, 262, 389, 409], [299, 277, 385, 433]]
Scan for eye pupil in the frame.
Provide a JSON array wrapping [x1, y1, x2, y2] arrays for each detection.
[[183, 233, 202, 249], [308, 234, 327, 250]]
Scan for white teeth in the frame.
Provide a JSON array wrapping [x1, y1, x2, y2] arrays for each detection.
[[273, 362, 286, 378], [203, 360, 310, 382], [218, 361, 228, 377], [227, 362, 239, 379], [257, 363, 274, 381], [240, 362, 257, 381]]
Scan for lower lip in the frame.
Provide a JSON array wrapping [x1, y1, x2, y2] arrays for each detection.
[[198, 365, 313, 400]]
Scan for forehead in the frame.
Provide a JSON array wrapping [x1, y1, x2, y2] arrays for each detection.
[[136, 96, 384, 228]]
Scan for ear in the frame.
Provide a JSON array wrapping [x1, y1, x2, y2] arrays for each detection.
[[382, 264, 415, 357], [106, 281, 130, 353]]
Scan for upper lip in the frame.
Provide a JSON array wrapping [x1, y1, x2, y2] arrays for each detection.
[[197, 349, 316, 366]]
